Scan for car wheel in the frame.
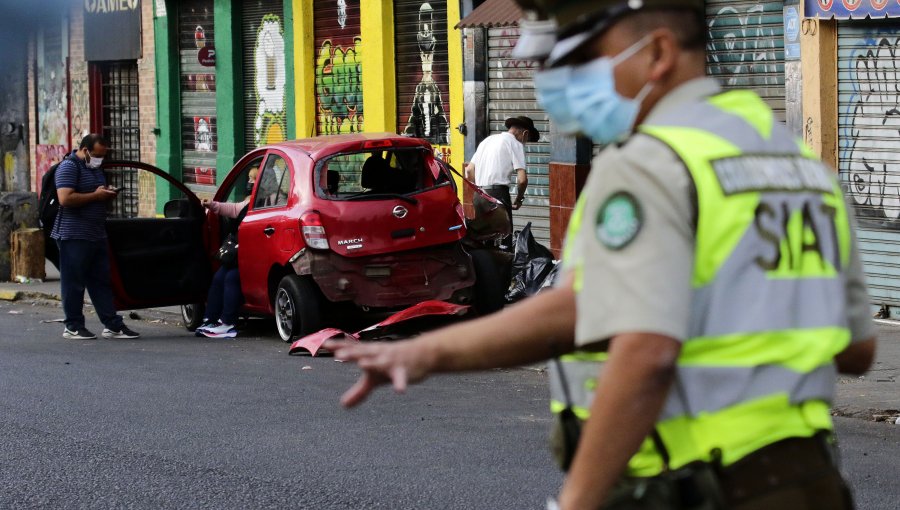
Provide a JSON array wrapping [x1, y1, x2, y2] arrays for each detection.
[[275, 275, 322, 342], [181, 303, 205, 331], [471, 249, 506, 315]]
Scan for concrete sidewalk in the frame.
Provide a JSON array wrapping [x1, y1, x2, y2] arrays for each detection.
[[1, 266, 898, 422], [0, 260, 181, 316]]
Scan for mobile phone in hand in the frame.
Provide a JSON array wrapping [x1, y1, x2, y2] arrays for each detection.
[[111, 186, 125, 193]]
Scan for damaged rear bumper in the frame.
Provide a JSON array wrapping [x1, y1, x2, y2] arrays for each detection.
[[293, 243, 476, 309]]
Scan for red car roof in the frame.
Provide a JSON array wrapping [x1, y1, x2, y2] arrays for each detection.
[[264, 133, 432, 161]]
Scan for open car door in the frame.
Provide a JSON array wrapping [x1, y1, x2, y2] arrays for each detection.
[[436, 160, 511, 242], [102, 160, 212, 310]]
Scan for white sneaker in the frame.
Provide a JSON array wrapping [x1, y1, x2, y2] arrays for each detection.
[[200, 323, 237, 338], [195, 321, 217, 337]]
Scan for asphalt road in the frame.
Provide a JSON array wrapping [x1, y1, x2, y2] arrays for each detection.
[[1, 300, 898, 509], [0, 300, 562, 509]]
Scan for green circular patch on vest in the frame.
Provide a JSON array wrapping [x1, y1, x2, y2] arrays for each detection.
[[595, 192, 643, 250]]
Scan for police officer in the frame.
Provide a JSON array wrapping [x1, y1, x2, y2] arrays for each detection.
[[327, 1, 877, 508]]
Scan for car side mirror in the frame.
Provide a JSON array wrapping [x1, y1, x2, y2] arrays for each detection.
[[163, 198, 191, 219]]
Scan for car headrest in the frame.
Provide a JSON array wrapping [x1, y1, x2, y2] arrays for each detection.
[[361, 155, 388, 190], [327, 170, 340, 194]]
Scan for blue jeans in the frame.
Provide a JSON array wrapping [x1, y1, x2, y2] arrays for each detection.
[[204, 266, 242, 325], [57, 239, 124, 331]]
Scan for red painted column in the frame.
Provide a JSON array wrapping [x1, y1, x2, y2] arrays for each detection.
[[549, 161, 590, 258]]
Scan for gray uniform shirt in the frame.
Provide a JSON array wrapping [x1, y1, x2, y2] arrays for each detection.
[[563, 78, 874, 347]]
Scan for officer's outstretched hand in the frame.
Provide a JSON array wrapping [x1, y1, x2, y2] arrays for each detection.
[[324, 339, 432, 408]]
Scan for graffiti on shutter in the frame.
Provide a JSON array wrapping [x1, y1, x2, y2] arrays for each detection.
[[313, 0, 362, 135], [838, 22, 900, 307], [705, 0, 785, 121], [395, 0, 451, 163], [242, 1, 287, 151], [180, 0, 217, 188], [486, 27, 550, 247]]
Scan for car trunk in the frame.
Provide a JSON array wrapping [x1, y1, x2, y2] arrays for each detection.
[[314, 147, 466, 257]]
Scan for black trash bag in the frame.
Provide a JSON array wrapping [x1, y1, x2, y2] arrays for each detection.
[[509, 223, 553, 281], [506, 257, 554, 303], [538, 262, 562, 293], [505, 223, 556, 303]]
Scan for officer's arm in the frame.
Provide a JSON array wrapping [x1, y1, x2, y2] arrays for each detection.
[[835, 338, 876, 375], [327, 281, 578, 407], [559, 333, 681, 510], [465, 162, 475, 181]]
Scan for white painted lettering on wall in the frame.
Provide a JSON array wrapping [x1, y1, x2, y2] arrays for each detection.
[[84, 0, 139, 14], [706, 4, 781, 87], [841, 32, 900, 224]]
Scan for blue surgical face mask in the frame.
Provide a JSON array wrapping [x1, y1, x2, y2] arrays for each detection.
[[566, 35, 654, 144], [533, 65, 580, 135]]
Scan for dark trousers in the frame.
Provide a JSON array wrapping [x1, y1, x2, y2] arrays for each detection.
[[475, 185, 513, 249], [204, 266, 242, 325], [604, 436, 854, 510], [57, 239, 124, 331]]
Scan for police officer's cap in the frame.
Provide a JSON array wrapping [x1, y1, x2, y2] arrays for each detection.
[[512, 0, 704, 66]]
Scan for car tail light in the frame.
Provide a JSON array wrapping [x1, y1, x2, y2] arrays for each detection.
[[363, 139, 393, 149], [300, 211, 329, 250]]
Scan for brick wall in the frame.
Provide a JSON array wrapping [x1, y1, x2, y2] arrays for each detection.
[[137, 0, 157, 216], [69, 4, 90, 149], [26, 39, 36, 193], [138, 0, 157, 166]]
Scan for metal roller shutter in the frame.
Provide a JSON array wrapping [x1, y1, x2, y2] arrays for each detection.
[[313, 0, 363, 136], [705, 0, 786, 122], [241, 0, 287, 151], [179, 0, 217, 189], [838, 21, 900, 310], [395, 0, 451, 149], [486, 26, 550, 247]]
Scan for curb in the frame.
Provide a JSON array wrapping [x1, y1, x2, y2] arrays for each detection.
[[0, 289, 61, 302], [0, 290, 21, 301]]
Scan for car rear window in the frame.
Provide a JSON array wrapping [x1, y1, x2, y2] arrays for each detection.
[[315, 148, 450, 199]]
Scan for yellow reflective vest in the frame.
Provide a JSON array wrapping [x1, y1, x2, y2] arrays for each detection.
[[554, 90, 853, 476]]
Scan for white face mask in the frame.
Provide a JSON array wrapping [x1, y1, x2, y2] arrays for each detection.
[[84, 149, 104, 168]]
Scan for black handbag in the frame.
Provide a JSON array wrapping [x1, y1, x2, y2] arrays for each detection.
[[215, 204, 248, 268], [216, 234, 238, 267]]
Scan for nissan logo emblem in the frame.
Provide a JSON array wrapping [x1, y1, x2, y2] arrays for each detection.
[[392, 205, 408, 219]]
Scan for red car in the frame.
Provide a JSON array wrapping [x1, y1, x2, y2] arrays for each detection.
[[102, 133, 508, 342]]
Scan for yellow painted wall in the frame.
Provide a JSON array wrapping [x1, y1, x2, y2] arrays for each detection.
[[360, 1, 396, 132], [800, 17, 837, 170], [294, 0, 316, 138], [447, 1, 464, 196]]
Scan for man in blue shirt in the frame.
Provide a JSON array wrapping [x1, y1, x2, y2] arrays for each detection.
[[52, 134, 139, 340]]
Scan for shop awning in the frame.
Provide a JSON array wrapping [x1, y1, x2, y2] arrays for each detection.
[[456, 0, 523, 29], [805, 0, 900, 19]]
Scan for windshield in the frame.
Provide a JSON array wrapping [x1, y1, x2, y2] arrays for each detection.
[[315, 148, 450, 199]]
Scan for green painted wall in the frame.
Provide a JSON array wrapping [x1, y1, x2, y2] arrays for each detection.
[[214, 0, 243, 184], [153, 0, 182, 212], [283, 0, 296, 140]]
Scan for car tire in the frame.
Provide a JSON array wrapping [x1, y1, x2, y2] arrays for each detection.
[[275, 275, 322, 342], [471, 249, 506, 315], [181, 303, 205, 331]]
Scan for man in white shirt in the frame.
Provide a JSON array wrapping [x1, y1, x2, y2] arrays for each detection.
[[465, 116, 538, 249]]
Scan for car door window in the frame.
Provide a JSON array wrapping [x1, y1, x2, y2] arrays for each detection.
[[221, 157, 263, 204], [254, 154, 291, 209]]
